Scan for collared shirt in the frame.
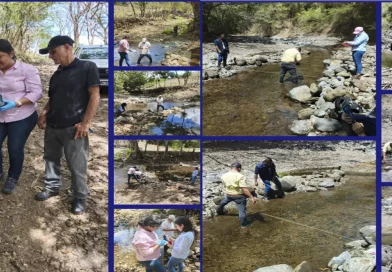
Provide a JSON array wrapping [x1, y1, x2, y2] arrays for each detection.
[[221, 171, 247, 195], [255, 162, 276, 181], [281, 48, 302, 63], [0, 60, 42, 123], [384, 143, 392, 153], [161, 220, 175, 238], [214, 39, 229, 53], [139, 42, 151, 54], [118, 39, 129, 53], [132, 226, 161, 261], [347, 32, 369, 52], [46, 58, 100, 128], [156, 97, 163, 105], [171, 231, 194, 260]]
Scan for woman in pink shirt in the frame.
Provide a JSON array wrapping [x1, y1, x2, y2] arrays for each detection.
[[132, 216, 167, 272], [0, 39, 42, 194], [118, 35, 131, 67]]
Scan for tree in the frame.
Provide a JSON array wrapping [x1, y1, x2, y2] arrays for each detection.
[[115, 71, 148, 93], [182, 71, 192, 86]]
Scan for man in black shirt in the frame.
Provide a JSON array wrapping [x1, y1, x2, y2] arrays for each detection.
[[35, 36, 100, 215]]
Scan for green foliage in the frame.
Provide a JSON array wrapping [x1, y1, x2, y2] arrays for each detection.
[[115, 71, 148, 93], [114, 149, 132, 161]]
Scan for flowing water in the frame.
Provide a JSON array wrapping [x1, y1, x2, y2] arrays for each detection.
[[203, 48, 331, 136], [203, 176, 375, 271]]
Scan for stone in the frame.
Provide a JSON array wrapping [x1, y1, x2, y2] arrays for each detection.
[[337, 71, 351, 78], [293, 261, 318, 272], [298, 108, 315, 120], [323, 69, 335, 78], [253, 264, 294, 272], [255, 55, 268, 63], [311, 116, 342, 132], [289, 85, 312, 102], [330, 60, 343, 67], [256, 60, 263, 66], [234, 58, 247, 66], [315, 97, 335, 111], [328, 251, 351, 267], [280, 176, 303, 192], [324, 89, 348, 102], [330, 78, 344, 88], [290, 120, 312, 135], [344, 240, 369, 249], [341, 257, 375, 272], [333, 67, 347, 74], [204, 69, 219, 79], [318, 178, 335, 188], [310, 83, 321, 96], [359, 226, 376, 241], [213, 197, 223, 205], [246, 58, 256, 65]]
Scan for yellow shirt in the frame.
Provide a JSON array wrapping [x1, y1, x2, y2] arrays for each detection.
[[281, 48, 302, 63], [383, 143, 392, 153], [221, 171, 247, 195]]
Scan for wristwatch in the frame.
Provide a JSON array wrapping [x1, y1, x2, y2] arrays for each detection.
[[15, 100, 22, 107]]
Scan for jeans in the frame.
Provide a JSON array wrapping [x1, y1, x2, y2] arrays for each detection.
[[139, 260, 166, 272], [43, 125, 89, 199], [191, 175, 197, 185], [280, 62, 298, 84], [157, 105, 164, 111], [138, 54, 152, 64], [118, 52, 131, 67], [167, 256, 185, 272], [0, 111, 38, 180], [216, 195, 247, 225], [218, 52, 228, 67], [352, 51, 365, 75], [263, 177, 283, 195]]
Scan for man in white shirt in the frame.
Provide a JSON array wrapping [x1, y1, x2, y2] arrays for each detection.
[[161, 215, 177, 257], [137, 38, 152, 65], [156, 95, 164, 111], [128, 166, 142, 185]]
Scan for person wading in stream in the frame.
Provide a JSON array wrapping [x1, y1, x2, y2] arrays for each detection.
[[343, 27, 369, 79], [137, 38, 152, 65], [132, 216, 167, 272], [35, 35, 100, 215], [279, 47, 302, 84], [383, 142, 392, 164], [156, 95, 164, 111], [254, 157, 285, 200], [118, 35, 131, 67], [214, 34, 229, 68], [216, 162, 256, 227]]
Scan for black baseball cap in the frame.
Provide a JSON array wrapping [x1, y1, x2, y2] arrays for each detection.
[[231, 162, 242, 169], [39, 35, 74, 54], [143, 216, 161, 227]]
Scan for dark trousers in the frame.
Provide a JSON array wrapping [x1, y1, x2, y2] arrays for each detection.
[[263, 176, 283, 195], [163, 235, 169, 256], [280, 62, 298, 84], [218, 52, 228, 67], [118, 52, 131, 67], [128, 174, 140, 183], [157, 105, 164, 111], [0, 111, 38, 180], [138, 54, 152, 64], [216, 195, 247, 225]]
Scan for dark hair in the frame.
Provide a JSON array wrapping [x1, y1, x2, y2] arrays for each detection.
[[0, 39, 16, 60], [138, 216, 160, 227], [390, 143, 392, 148], [195, 167, 198, 170], [263, 157, 274, 166], [174, 216, 193, 232], [121, 103, 127, 107], [124, 35, 130, 39], [297, 47, 302, 52]]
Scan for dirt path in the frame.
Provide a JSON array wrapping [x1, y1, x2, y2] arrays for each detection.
[[0, 60, 108, 271]]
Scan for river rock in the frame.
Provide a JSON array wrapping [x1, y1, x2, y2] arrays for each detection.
[[337, 71, 351, 78], [328, 251, 352, 267], [359, 226, 376, 241], [318, 178, 335, 188], [279, 176, 298, 192], [289, 85, 312, 102], [246, 57, 256, 65], [234, 58, 247, 66], [315, 97, 335, 111], [341, 257, 375, 272], [253, 264, 294, 272], [204, 69, 219, 79], [330, 60, 343, 67], [293, 261, 318, 272], [298, 108, 315, 120], [344, 240, 368, 249], [213, 197, 223, 205], [310, 83, 321, 96], [311, 116, 342, 132], [331, 78, 344, 88], [324, 89, 348, 102], [334, 67, 346, 74], [323, 69, 335, 78], [254, 55, 268, 63], [290, 120, 312, 135]]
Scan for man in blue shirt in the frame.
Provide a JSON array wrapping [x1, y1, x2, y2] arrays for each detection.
[[343, 27, 369, 79], [254, 158, 284, 200], [190, 167, 199, 185], [114, 103, 127, 117], [214, 34, 229, 68]]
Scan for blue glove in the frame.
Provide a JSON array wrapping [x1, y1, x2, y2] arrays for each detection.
[[157, 240, 168, 246], [0, 100, 16, 111]]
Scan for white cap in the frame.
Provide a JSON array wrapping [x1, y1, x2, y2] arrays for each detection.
[[168, 215, 175, 220]]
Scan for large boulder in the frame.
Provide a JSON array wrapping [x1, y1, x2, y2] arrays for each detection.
[[359, 226, 376, 242], [254, 55, 268, 63], [341, 257, 375, 272], [253, 264, 294, 272], [298, 108, 315, 120], [324, 89, 348, 102], [290, 120, 312, 135], [318, 178, 335, 188], [311, 116, 342, 132], [204, 69, 219, 79], [310, 83, 321, 96], [289, 85, 312, 102], [246, 57, 256, 65], [279, 176, 299, 192], [234, 58, 247, 66]]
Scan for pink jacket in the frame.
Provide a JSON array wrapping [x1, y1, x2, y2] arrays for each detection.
[[132, 226, 161, 261]]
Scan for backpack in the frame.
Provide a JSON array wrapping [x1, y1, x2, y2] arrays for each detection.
[[334, 97, 364, 119]]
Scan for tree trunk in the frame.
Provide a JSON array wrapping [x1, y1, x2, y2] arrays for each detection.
[[190, 3, 200, 35], [179, 141, 184, 155], [163, 141, 169, 158], [144, 141, 148, 153]]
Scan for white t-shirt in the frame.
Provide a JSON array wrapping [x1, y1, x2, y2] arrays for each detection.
[[171, 231, 195, 260], [139, 42, 151, 54], [128, 168, 136, 174], [161, 220, 175, 238], [156, 97, 164, 105]]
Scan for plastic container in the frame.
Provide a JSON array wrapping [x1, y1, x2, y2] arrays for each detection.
[[0, 95, 6, 107]]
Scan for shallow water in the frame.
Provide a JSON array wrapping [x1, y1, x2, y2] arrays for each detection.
[[203, 48, 331, 136], [383, 52, 392, 68], [203, 176, 375, 271]]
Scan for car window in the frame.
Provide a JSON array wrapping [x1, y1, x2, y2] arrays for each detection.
[[79, 47, 108, 59]]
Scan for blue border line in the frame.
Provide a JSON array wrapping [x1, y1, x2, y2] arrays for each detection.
[[377, 3, 382, 272]]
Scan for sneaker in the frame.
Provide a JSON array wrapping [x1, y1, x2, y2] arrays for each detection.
[[262, 196, 270, 201], [72, 198, 86, 215], [2, 177, 17, 194], [241, 219, 252, 227], [35, 190, 59, 201]]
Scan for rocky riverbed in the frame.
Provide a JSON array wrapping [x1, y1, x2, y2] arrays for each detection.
[[382, 96, 392, 182], [114, 210, 201, 272], [382, 20, 392, 90], [383, 187, 392, 271]]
